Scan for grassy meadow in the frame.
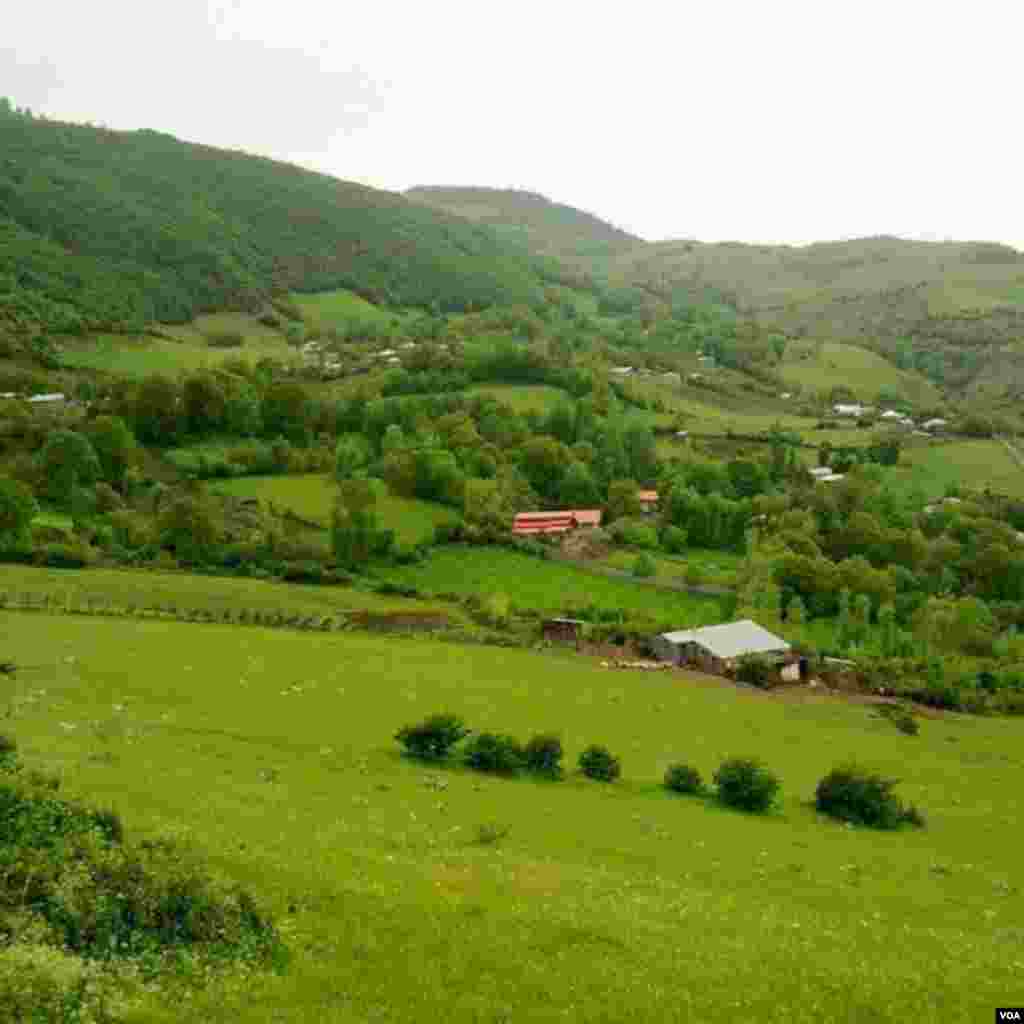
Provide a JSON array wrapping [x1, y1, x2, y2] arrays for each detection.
[[465, 383, 571, 414], [886, 440, 1024, 499], [211, 474, 460, 544], [376, 544, 721, 623], [3, 611, 1023, 1022], [291, 288, 402, 330], [602, 547, 744, 587], [778, 341, 940, 405]]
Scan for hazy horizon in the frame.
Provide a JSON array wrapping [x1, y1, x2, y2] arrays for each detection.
[[4, 0, 1021, 251]]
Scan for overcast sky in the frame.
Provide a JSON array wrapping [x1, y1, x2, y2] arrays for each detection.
[[4, 0, 1021, 248]]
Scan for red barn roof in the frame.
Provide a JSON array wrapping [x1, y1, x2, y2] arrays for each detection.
[[638, 490, 659, 504], [511, 509, 603, 535]]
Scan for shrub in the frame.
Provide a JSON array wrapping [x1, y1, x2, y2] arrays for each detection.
[[463, 733, 524, 775], [578, 744, 621, 782], [395, 713, 469, 761], [522, 733, 564, 779], [713, 757, 779, 812], [661, 524, 688, 554], [735, 653, 780, 689], [664, 762, 703, 795], [632, 553, 657, 578], [475, 823, 510, 845], [204, 330, 245, 348], [874, 703, 919, 735], [815, 764, 924, 829]]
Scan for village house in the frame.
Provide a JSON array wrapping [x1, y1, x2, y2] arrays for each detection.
[[833, 403, 866, 417], [541, 618, 584, 648], [652, 620, 791, 675], [816, 473, 846, 483], [922, 418, 948, 431], [880, 410, 902, 421], [637, 490, 659, 514], [808, 466, 834, 479], [610, 366, 634, 376]]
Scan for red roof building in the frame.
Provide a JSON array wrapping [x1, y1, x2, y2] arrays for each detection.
[[512, 509, 603, 535]]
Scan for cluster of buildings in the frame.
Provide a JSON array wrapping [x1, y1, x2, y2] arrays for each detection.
[[833, 404, 948, 434]]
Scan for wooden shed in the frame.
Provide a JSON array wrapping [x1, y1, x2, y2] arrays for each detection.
[[542, 618, 584, 648]]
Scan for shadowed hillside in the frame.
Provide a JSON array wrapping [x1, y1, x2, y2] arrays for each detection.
[[406, 185, 640, 291]]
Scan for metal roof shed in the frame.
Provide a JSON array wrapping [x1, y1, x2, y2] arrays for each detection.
[[653, 620, 789, 669]]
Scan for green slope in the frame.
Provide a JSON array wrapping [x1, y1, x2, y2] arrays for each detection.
[[0, 109, 562, 338]]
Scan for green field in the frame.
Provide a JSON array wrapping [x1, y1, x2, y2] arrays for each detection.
[[0, 564, 458, 621], [4, 611, 1023, 1022], [61, 314, 295, 377], [886, 440, 1024, 499], [211, 474, 460, 544], [292, 288, 401, 329], [779, 342, 940, 405], [603, 547, 744, 587], [465, 383, 571, 414], [376, 544, 720, 623]]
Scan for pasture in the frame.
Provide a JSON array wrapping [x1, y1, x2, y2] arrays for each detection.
[[291, 288, 401, 329], [602, 547, 744, 587], [465, 383, 570, 414], [887, 440, 1024, 500], [376, 544, 722, 623], [3, 611, 1023, 1022], [778, 341, 940, 405], [211, 474, 460, 544]]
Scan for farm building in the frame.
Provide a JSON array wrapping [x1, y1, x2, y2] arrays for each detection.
[[808, 466, 834, 479], [637, 490, 659, 514], [880, 410, 903, 420], [28, 393, 66, 406], [610, 366, 634, 376], [541, 618, 584, 647], [652, 620, 790, 674], [833, 403, 866, 417], [512, 509, 603, 536], [816, 473, 846, 483], [922, 418, 948, 431]]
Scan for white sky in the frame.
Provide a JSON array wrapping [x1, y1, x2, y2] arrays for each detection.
[[3, 0, 1021, 248]]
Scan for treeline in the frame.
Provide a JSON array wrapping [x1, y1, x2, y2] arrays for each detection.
[[0, 104, 563, 337]]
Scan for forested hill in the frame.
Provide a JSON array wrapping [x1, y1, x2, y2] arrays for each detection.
[[0, 107, 563, 338], [405, 185, 641, 291]]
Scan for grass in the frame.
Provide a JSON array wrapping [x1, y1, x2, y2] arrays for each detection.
[[602, 547, 745, 587], [779, 341, 940, 405], [0, 563, 459, 620], [61, 314, 295, 377], [465, 383, 570, 414], [3, 611, 1024, 1022], [211, 474, 460, 544], [885, 440, 1024, 500], [291, 288, 401, 329], [375, 544, 720, 622]]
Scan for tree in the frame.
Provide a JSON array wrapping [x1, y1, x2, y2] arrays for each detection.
[[606, 478, 641, 522], [262, 381, 312, 442], [519, 436, 570, 502], [157, 495, 219, 563], [332, 479, 392, 568], [558, 461, 600, 507], [0, 476, 37, 551], [85, 416, 136, 487], [334, 434, 370, 480], [131, 376, 180, 446], [785, 595, 807, 625], [182, 371, 227, 437], [37, 430, 101, 506], [463, 478, 505, 530]]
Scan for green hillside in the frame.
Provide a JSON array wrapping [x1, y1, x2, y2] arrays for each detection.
[[0, 109, 562, 340], [614, 234, 1024, 394]]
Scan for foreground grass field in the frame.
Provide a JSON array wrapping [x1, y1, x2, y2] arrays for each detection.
[[376, 544, 727, 623], [4, 612, 1023, 1022], [211, 474, 460, 544]]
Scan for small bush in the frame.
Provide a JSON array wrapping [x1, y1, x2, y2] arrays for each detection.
[[578, 744, 621, 782], [463, 733, 524, 775], [632, 553, 657, 578], [735, 653, 780, 689], [664, 762, 703, 795], [395, 713, 470, 761], [815, 764, 924, 829], [522, 733, 564, 779], [874, 703, 919, 735], [713, 757, 779, 812], [475, 823, 510, 845], [204, 330, 245, 348]]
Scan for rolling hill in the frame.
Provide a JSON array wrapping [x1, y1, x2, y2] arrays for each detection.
[[0, 109, 566, 340]]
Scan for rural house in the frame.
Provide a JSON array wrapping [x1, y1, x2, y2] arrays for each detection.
[[541, 618, 584, 648], [833, 403, 866, 417], [652, 620, 790, 674], [637, 490, 659, 514]]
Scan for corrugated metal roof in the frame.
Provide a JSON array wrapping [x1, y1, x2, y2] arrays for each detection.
[[658, 620, 789, 659]]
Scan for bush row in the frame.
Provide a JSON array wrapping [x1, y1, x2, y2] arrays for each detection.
[[394, 714, 925, 829]]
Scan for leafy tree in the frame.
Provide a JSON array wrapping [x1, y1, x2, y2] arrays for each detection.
[[37, 430, 101, 506], [395, 713, 469, 761], [785, 595, 807, 625], [85, 415, 136, 487], [157, 495, 219, 563], [606, 478, 641, 522], [130, 376, 181, 446], [463, 478, 505, 530], [558, 460, 600, 507], [334, 434, 370, 480], [0, 475, 37, 551], [331, 479, 393, 568]]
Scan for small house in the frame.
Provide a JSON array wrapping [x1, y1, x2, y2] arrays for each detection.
[[652, 620, 790, 674], [675, 430, 690, 439], [922, 418, 948, 431], [816, 473, 845, 483], [880, 410, 902, 420], [780, 392, 792, 400], [833, 403, 865, 418], [808, 466, 833, 479], [637, 490, 659, 514], [610, 366, 634, 376], [542, 618, 584, 648]]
